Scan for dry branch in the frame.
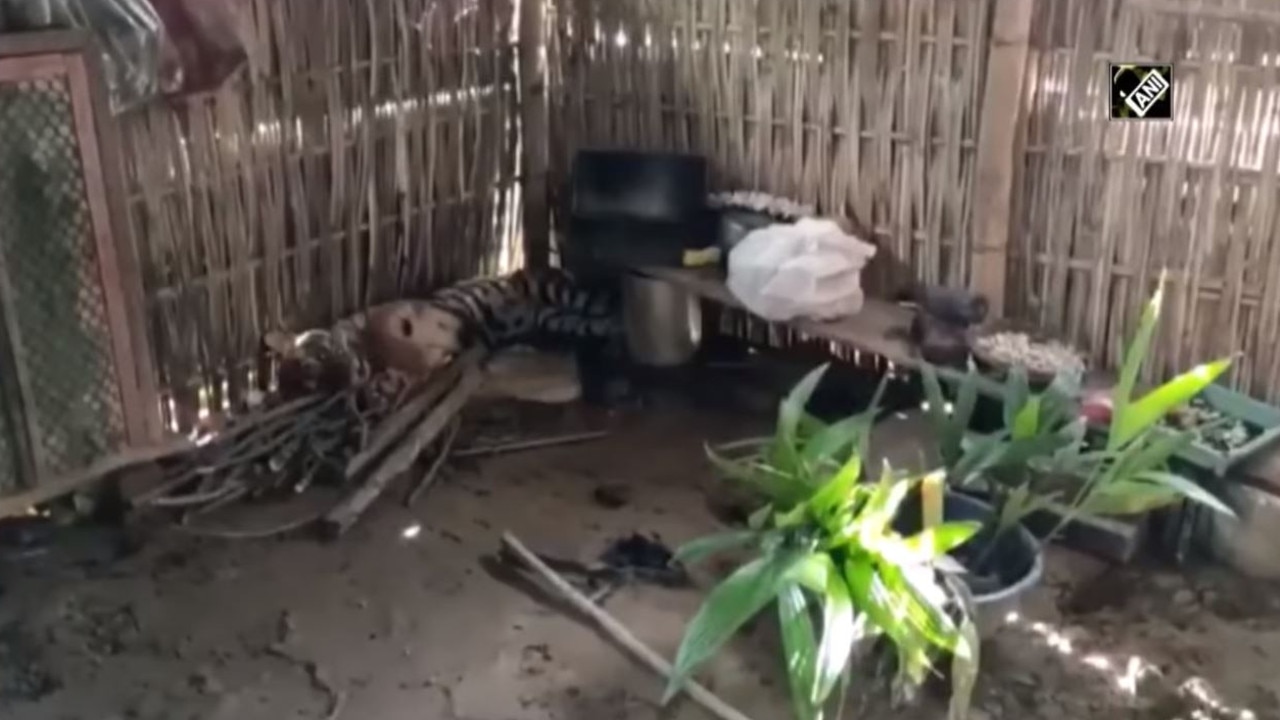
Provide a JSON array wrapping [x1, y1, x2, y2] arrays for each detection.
[[499, 532, 757, 720], [452, 430, 610, 459], [323, 353, 486, 537], [345, 348, 483, 481], [136, 389, 357, 511], [404, 418, 460, 507]]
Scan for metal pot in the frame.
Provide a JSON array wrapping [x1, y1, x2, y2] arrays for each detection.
[[895, 490, 1044, 639], [621, 274, 702, 368]]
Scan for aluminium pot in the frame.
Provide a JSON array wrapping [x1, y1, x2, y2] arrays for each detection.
[[894, 491, 1043, 639], [622, 274, 703, 368]]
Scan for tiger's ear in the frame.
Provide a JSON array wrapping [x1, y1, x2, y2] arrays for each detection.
[[262, 330, 295, 356]]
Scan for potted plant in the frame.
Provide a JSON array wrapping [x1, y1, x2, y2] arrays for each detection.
[[916, 271, 1236, 625], [665, 366, 983, 720]]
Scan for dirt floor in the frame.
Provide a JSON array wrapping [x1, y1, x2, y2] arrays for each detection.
[[1, 398, 1279, 720]]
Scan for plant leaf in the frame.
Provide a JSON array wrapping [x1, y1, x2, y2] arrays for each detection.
[[811, 555, 858, 705], [803, 373, 889, 468], [777, 583, 820, 720], [1039, 368, 1084, 429], [1107, 427, 1191, 481], [951, 363, 982, 438], [878, 561, 959, 652], [777, 365, 830, 472], [802, 414, 865, 469], [1011, 394, 1042, 440], [747, 504, 774, 530], [808, 451, 864, 521], [664, 550, 806, 703], [1081, 479, 1179, 515], [673, 531, 760, 567], [1111, 358, 1233, 448], [920, 365, 961, 465], [1110, 272, 1166, 449], [1134, 470, 1235, 517], [845, 557, 934, 687], [831, 649, 854, 720], [858, 464, 914, 538], [705, 444, 809, 506], [942, 573, 980, 720], [1002, 366, 1030, 432], [901, 521, 982, 560], [998, 483, 1036, 530], [786, 552, 833, 594], [843, 557, 904, 647]]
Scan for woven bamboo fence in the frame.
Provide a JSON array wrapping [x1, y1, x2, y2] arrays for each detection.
[[542, 0, 997, 290], [1011, 0, 1280, 401], [108, 0, 1280, 426], [540, 0, 1280, 402], [118, 0, 521, 431]]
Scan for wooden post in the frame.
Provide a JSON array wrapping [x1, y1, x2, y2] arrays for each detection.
[[518, 0, 551, 270], [969, 0, 1037, 319]]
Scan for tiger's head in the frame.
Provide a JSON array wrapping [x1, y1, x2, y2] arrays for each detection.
[[364, 301, 467, 376], [263, 300, 473, 399]]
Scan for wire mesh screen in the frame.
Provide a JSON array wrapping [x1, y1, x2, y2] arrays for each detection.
[[0, 73, 129, 490]]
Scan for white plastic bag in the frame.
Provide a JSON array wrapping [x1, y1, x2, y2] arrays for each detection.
[[726, 218, 878, 322]]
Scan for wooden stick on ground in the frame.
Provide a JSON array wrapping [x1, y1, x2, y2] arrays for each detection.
[[344, 347, 484, 482], [324, 353, 486, 537], [499, 532, 758, 720], [452, 430, 609, 459], [0, 436, 195, 519], [404, 417, 460, 506]]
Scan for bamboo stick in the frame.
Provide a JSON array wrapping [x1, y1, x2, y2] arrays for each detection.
[[323, 352, 485, 537], [344, 347, 483, 482], [499, 532, 757, 720]]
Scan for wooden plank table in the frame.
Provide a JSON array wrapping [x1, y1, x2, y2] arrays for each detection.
[[638, 266, 920, 367], [637, 266, 1008, 395]]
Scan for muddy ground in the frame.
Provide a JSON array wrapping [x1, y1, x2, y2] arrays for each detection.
[[1, 399, 1278, 720]]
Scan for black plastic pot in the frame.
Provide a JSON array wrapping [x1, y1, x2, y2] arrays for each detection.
[[895, 491, 1043, 638]]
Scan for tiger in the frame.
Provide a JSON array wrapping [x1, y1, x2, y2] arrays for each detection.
[[261, 267, 635, 405]]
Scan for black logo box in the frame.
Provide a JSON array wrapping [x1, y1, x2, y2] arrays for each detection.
[[1109, 63, 1174, 120]]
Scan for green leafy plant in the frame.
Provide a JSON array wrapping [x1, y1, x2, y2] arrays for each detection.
[[919, 271, 1235, 577], [665, 366, 981, 720]]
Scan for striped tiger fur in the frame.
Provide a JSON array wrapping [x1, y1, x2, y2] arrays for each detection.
[[263, 267, 628, 402], [426, 267, 622, 351]]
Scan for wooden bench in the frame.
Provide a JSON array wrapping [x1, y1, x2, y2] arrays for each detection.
[[636, 266, 919, 365]]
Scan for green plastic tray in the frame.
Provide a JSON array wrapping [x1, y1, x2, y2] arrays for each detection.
[[1157, 383, 1280, 477]]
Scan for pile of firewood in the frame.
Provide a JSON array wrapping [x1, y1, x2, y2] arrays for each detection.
[[136, 348, 487, 539]]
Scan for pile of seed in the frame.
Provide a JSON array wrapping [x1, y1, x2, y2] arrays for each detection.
[[972, 331, 1085, 377], [1166, 397, 1258, 452]]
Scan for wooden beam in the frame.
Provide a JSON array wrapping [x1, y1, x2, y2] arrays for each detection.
[[518, 0, 551, 269], [0, 437, 194, 519], [969, 0, 1037, 319]]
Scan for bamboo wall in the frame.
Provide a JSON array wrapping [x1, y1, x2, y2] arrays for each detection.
[[543, 0, 996, 289], [119, 0, 521, 429], [1011, 0, 1280, 401], [544, 0, 1280, 402], [112, 0, 1280, 425]]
